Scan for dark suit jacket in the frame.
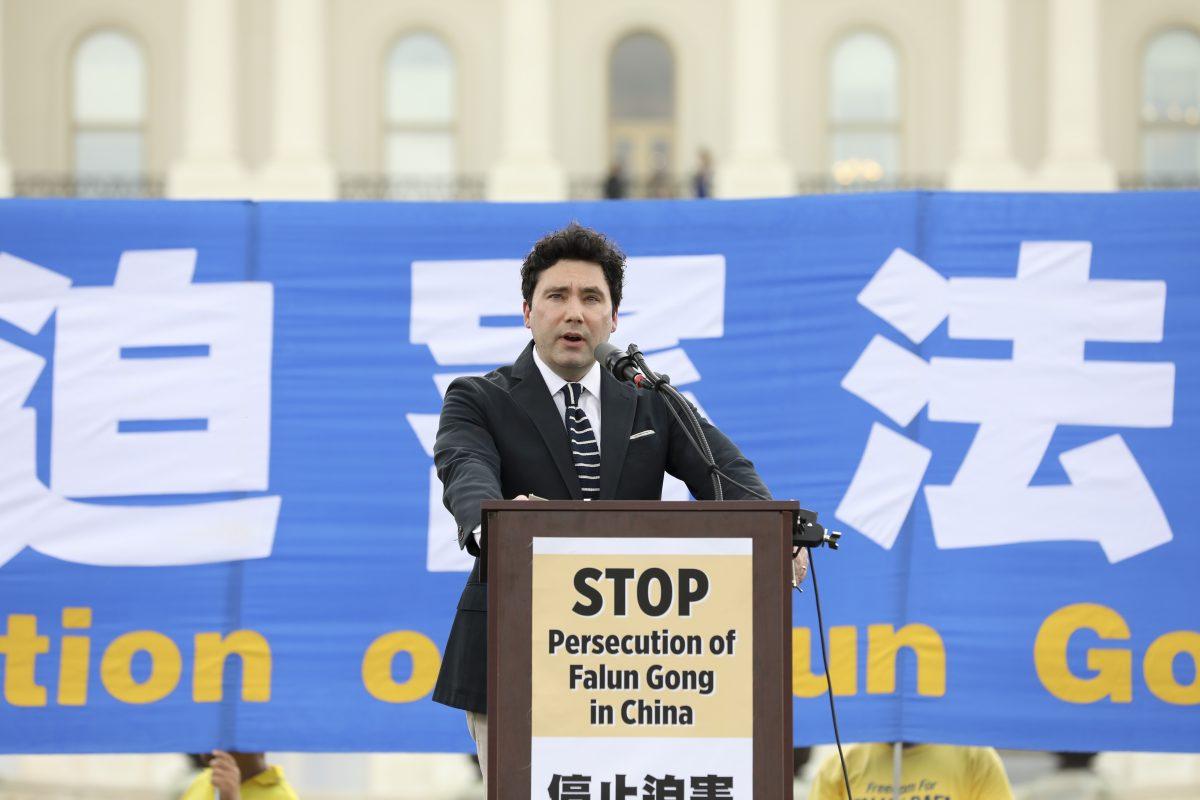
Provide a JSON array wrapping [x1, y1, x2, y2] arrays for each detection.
[[431, 341, 769, 712]]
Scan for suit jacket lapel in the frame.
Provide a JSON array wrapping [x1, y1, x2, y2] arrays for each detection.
[[599, 370, 636, 499], [510, 343, 582, 499]]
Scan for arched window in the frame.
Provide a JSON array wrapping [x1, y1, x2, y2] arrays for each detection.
[[829, 31, 900, 187], [385, 33, 456, 180], [1141, 29, 1200, 179], [72, 30, 146, 182], [609, 32, 675, 197]]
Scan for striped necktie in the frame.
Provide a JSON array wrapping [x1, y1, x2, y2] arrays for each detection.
[[564, 382, 600, 497]]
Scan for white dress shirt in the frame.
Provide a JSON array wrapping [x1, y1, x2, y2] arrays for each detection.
[[531, 346, 603, 453]]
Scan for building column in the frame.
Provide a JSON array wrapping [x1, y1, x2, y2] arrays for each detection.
[[0, 1, 11, 197], [714, 0, 793, 198], [486, 0, 566, 201], [256, 0, 336, 199], [947, 0, 1028, 189], [0, 0, 13, 197], [1035, 0, 1116, 190], [166, 0, 250, 198]]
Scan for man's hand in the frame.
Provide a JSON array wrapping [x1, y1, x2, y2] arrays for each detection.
[[792, 548, 809, 587], [209, 750, 242, 799]]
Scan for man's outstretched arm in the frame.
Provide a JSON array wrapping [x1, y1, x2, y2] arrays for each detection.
[[433, 379, 504, 555]]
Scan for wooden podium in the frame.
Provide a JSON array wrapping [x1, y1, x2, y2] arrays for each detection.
[[483, 500, 796, 800]]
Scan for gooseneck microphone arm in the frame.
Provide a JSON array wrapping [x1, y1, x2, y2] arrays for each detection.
[[633, 350, 725, 501], [595, 342, 851, 799], [593, 341, 842, 549], [596, 342, 726, 500]]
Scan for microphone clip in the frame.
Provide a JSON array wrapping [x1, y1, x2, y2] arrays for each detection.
[[622, 343, 668, 390], [793, 508, 842, 550]]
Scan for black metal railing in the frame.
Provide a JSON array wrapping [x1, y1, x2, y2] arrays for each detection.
[[338, 174, 486, 201], [13, 173, 165, 199], [568, 173, 947, 199], [569, 175, 699, 200], [1118, 173, 1200, 190], [796, 173, 946, 194]]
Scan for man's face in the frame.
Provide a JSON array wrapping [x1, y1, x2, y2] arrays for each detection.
[[523, 259, 618, 381]]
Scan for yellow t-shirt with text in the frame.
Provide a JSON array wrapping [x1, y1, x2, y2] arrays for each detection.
[[808, 743, 1013, 800], [179, 765, 299, 800]]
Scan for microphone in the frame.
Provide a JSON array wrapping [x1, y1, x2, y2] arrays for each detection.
[[594, 342, 649, 388]]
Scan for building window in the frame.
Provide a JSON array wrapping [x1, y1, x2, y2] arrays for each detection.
[[829, 31, 900, 187], [1141, 29, 1200, 179], [609, 32, 675, 196], [385, 33, 456, 179], [72, 30, 147, 181]]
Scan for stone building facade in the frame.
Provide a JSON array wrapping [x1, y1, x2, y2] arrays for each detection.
[[0, 0, 1198, 200]]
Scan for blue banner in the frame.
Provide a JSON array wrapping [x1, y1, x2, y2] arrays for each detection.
[[0, 193, 1196, 753]]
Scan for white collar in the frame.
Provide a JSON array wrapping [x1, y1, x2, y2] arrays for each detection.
[[531, 345, 603, 401]]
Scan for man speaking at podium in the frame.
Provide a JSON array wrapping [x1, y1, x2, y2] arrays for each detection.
[[429, 223, 803, 778]]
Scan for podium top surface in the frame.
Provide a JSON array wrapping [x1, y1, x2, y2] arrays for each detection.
[[480, 499, 800, 513]]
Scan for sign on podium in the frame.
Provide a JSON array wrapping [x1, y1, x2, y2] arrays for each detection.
[[483, 500, 796, 800]]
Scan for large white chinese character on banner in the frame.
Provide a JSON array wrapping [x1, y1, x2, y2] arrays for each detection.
[[836, 242, 1174, 562], [0, 249, 280, 567], [410, 255, 727, 571]]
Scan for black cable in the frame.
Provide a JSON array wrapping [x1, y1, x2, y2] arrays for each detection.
[[661, 384, 723, 500], [619, 347, 844, 791], [653, 399, 852, 798], [710, 465, 771, 501], [802, 548, 855, 800], [655, 384, 708, 463], [627, 346, 724, 501], [618, 348, 851, 795], [645, 368, 720, 497], [622, 345, 779, 505], [652, 380, 725, 501], [662, 385, 716, 466]]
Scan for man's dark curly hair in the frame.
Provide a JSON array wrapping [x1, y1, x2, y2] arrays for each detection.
[[521, 223, 626, 311]]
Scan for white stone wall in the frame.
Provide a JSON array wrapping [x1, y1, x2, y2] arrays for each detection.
[[4, 0, 183, 175], [781, 0, 958, 181], [3, 0, 1200, 194], [328, 0, 503, 177], [1101, 0, 1200, 176], [553, 0, 731, 180]]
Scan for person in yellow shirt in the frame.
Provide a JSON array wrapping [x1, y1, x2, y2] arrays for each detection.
[[180, 750, 299, 800], [809, 742, 1013, 800]]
